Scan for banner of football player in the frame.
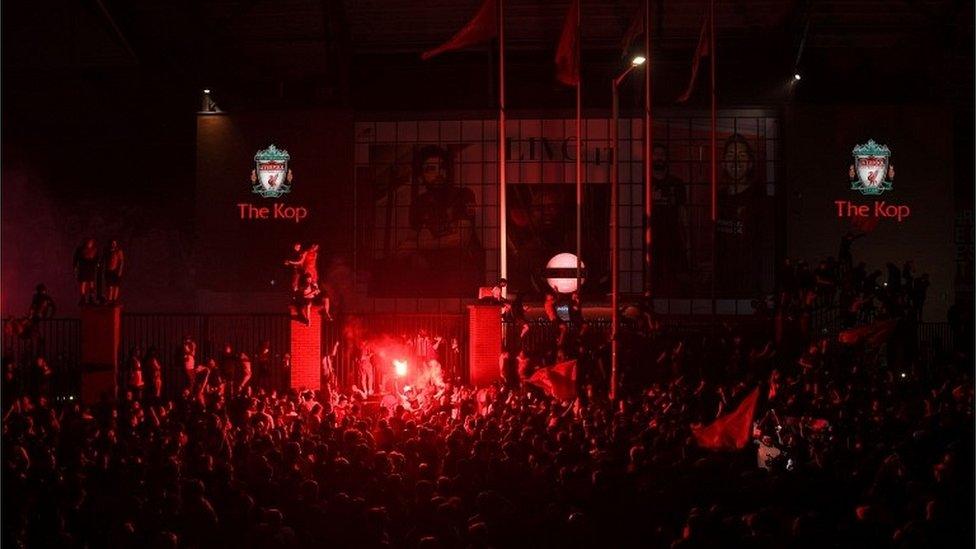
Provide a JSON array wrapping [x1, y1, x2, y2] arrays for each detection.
[[354, 116, 777, 298]]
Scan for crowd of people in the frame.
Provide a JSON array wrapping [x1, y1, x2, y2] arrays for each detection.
[[350, 330, 462, 401], [2, 245, 974, 548]]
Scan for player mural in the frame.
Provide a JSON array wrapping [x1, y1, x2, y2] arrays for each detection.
[[355, 116, 779, 299], [359, 144, 484, 296], [714, 132, 773, 298], [507, 184, 609, 295]]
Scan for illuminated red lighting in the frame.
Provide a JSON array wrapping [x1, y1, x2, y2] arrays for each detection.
[[394, 359, 408, 377]]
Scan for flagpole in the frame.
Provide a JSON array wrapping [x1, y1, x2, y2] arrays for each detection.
[[610, 74, 620, 402], [709, 0, 716, 224], [643, 0, 652, 295], [498, 0, 507, 296], [575, 0, 583, 296], [709, 0, 717, 321]]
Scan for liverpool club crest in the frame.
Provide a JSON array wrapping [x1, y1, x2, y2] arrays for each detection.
[[849, 139, 894, 196], [250, 144, 294, 198]]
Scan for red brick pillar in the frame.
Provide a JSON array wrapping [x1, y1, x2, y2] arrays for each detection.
[[289, 312, 321, 391], [80, 305, 121, 403], [467, 304, 502, 387]]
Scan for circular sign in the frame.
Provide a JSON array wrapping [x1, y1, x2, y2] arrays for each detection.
[[545, 253, 585, 294]]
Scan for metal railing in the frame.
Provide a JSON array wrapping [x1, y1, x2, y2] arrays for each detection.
[[323, 313, 466, 387], [119, 313, 292, 399], [2, 318, 82, 400], [917, 322, 954, 365], [2, 313, 960, 402]]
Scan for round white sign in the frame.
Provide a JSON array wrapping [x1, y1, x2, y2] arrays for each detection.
[[545, 253, 585, 294]]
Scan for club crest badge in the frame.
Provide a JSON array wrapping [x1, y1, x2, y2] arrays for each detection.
[[250, 144, 293, 198], [849, 139, 894, 196]]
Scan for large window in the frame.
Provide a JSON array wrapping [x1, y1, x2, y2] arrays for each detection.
[[354, 111, 779, 300]]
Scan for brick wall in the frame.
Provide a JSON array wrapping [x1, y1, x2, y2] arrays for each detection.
[[289, 312, 321, 391], [80, 305, 120, 403], [467, 304, 501, 387]]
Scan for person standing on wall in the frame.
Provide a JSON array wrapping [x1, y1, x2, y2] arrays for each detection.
[[102, 239, 125, 304], [73, 237, 99, 305]]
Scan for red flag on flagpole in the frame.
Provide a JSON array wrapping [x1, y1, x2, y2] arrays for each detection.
[[620, 3, 644, 57], [527, 360, 577, 400], [555, 0, 580, 86], [675, 9, 710, 103], [838, 318, 899, 346], [692, 387, 760, 450], [421, 0, 498, 60]]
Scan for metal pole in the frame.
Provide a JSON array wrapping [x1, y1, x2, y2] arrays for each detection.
[[498, 0, 507, 298], [575, 0, 583, 294], [709, 0, 716, 225], [643, 0, 653, 296], [609, 78, 620, 402], [709, 0, 717, 321]]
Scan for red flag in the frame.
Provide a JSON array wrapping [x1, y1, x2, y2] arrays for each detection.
[[527, 360, 577, 400], [421, 0, 497, 60], [838, 319, 899, 346], [675, 9, 710, 103], [620, 4, 644, 57], [555, 0, 580, 86], [692, 387, 760, 450]]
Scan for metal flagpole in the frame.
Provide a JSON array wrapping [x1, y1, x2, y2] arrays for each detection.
[[609, 62, 638, 401], [610, 79, 620, 401], [709, 0, 717, 225], [575, 0, 583, 295], [643, 0, 653, 295], [499, 0, 507, 297], [709, 0, 717, 321]]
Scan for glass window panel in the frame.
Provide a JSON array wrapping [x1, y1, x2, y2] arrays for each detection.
[[617, 137, 631, 161], [542, 163, 562, 184], [376, 122, 396, 141], [586, 118, 607, 139], [440, 120, 461, 141], [461, 163, 482, 185], [520, 119, 541, 136], [355, 122, 375, 143], [505, 164, 520, 184], [542, 118, 565, 140], [462, 120, 483, 141], [618, 163, 631, 186], [461, 144, 481, 163], [397, 121, 418, 141], [630, 117, 643, 139], [522, 162, 541, 183], [419, 121, 439, 141], [355, 144, 369, 163]]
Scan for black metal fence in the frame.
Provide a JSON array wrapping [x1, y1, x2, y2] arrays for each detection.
[[119, 314, 292, 399], [2, 313, 959, 401], [504, 315, 775, 356], [917, 322, 955, 366], [2, 318, 82, 400]]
